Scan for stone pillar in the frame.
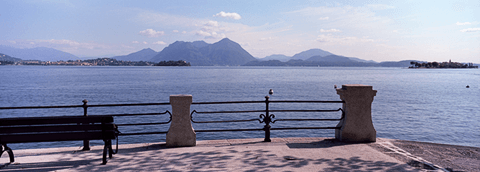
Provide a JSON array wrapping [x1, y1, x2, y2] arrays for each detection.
[[166, 95, 196, 147], [335, 84, 377, 142]]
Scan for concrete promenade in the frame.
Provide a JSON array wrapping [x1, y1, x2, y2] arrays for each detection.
[[3, 137, 478, 172]]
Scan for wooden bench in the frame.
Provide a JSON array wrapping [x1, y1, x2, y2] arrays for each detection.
[[0, 115, 118, 164]]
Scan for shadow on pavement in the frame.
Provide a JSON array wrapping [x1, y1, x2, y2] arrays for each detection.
[[1, 142, 420, 171], [286, 138, 351, 149]]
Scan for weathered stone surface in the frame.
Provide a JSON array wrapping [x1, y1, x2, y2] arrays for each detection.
[[335, 84, 377, 142], [166, 95, 196, 147]]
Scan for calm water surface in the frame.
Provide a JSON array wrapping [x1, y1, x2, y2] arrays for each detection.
[[1, 66, 479, 148]]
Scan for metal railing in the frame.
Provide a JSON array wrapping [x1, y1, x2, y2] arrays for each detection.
[[191, 96, 344, 142], [1, 95, 345, 145], [0, 100, 172, 150]]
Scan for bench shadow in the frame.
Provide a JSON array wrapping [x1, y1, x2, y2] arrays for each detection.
[[1, 159, 98, 172], [286, 138, 351, 149], [0, 144, 169, 171]]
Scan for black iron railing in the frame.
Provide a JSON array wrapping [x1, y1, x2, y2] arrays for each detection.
[[191, 96, 344, 142], [1, 95, 345, 144]]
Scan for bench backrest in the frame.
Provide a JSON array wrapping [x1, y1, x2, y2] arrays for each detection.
[[0, 115, 116, 144]]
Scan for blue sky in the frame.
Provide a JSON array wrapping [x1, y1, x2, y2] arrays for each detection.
[[0, 0, 479, 63]]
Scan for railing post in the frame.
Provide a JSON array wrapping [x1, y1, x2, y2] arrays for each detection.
[[263, 96, 271, 142], [335, 84, 377, 142], [167, 95, 196, 147], [82, 99, 90, 150]]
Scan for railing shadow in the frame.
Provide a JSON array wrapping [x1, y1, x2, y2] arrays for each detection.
[[286, 138, 350, 148], [1, 141, 419, 171]]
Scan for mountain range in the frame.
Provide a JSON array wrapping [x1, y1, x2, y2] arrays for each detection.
[[111, 48, 157, 62], [150, 38, 255, 66], [245, 58, 419, 67], [0, 38, 467, 67], [258, 49, 376, 63], [0, 45, 79, 61], [0, 53, 22, 62]]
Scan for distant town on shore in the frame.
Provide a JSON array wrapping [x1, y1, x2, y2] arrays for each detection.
[[1, 38, 478, 68], [409, 60, 478, 69], [0, 56, 190, 66]]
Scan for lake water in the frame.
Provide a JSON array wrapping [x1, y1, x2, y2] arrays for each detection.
[[1, 66, 479, 149]]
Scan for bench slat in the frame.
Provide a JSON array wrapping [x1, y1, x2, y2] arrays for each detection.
[[0, 131, 116, 143], [0, 116, 113, 126], [0, 123, 116, 134]]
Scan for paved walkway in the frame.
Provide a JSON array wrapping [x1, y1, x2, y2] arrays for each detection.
[[0, 137, 450, 171]]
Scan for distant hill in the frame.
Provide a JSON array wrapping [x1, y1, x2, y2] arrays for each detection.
[[244, 56, 418, 67], [0, 53, 22, 62], [0, 45, 79, 61], [258, 48, 335, 62], [191, 40, 209, 48], [377, 60, 422, 67], [347, 57, 377, 63], [244, 59, 375, 67], [243, 60, 288, 66], [150, 41, 205, 64], [306, 55, 354, 62], [260, 54, 291, 62], [111, 48, 158, 61], [291, 49, 333, 60], [150, 38, 256, 66]]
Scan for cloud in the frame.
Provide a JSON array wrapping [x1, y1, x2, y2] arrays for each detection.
[[195, 30, 225, 39], [135, 10, 248, 41], [139, 29, 165, 37], [173, 30, 179, 33], [1, 39, 115, 56], [199, 21, 222, 34], [136, 11, 199, 27], [152, 41, 166, 45], [35, 39, 82, 46], [214, 11, 241, 20], [456, 22, 472, 25], [366, 4, 395, 10], [205, 20, 219, 27], [290, 5, 393, 27], [260, 37, 273, 41], [316, 34, 374, 44], [48, 39, 95, 49], [460, 28, 480, 32], [318, 17, 329, 20], [320, 29, 341, 33], [143, 41, 148, 44], [194, 20, 228, 39], [196, 30, 211, 37], [206, 32, 226, 39], [132, 41, 139, 44]]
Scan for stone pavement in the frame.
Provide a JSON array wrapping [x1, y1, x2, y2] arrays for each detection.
[[0, 137, 450, 172]]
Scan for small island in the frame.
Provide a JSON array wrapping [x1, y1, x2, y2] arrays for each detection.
[[409, 60, 478, 69], [154, 60, 191, 66]]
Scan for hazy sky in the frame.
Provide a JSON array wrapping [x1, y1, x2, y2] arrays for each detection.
[[1, 0, 479, 63]]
